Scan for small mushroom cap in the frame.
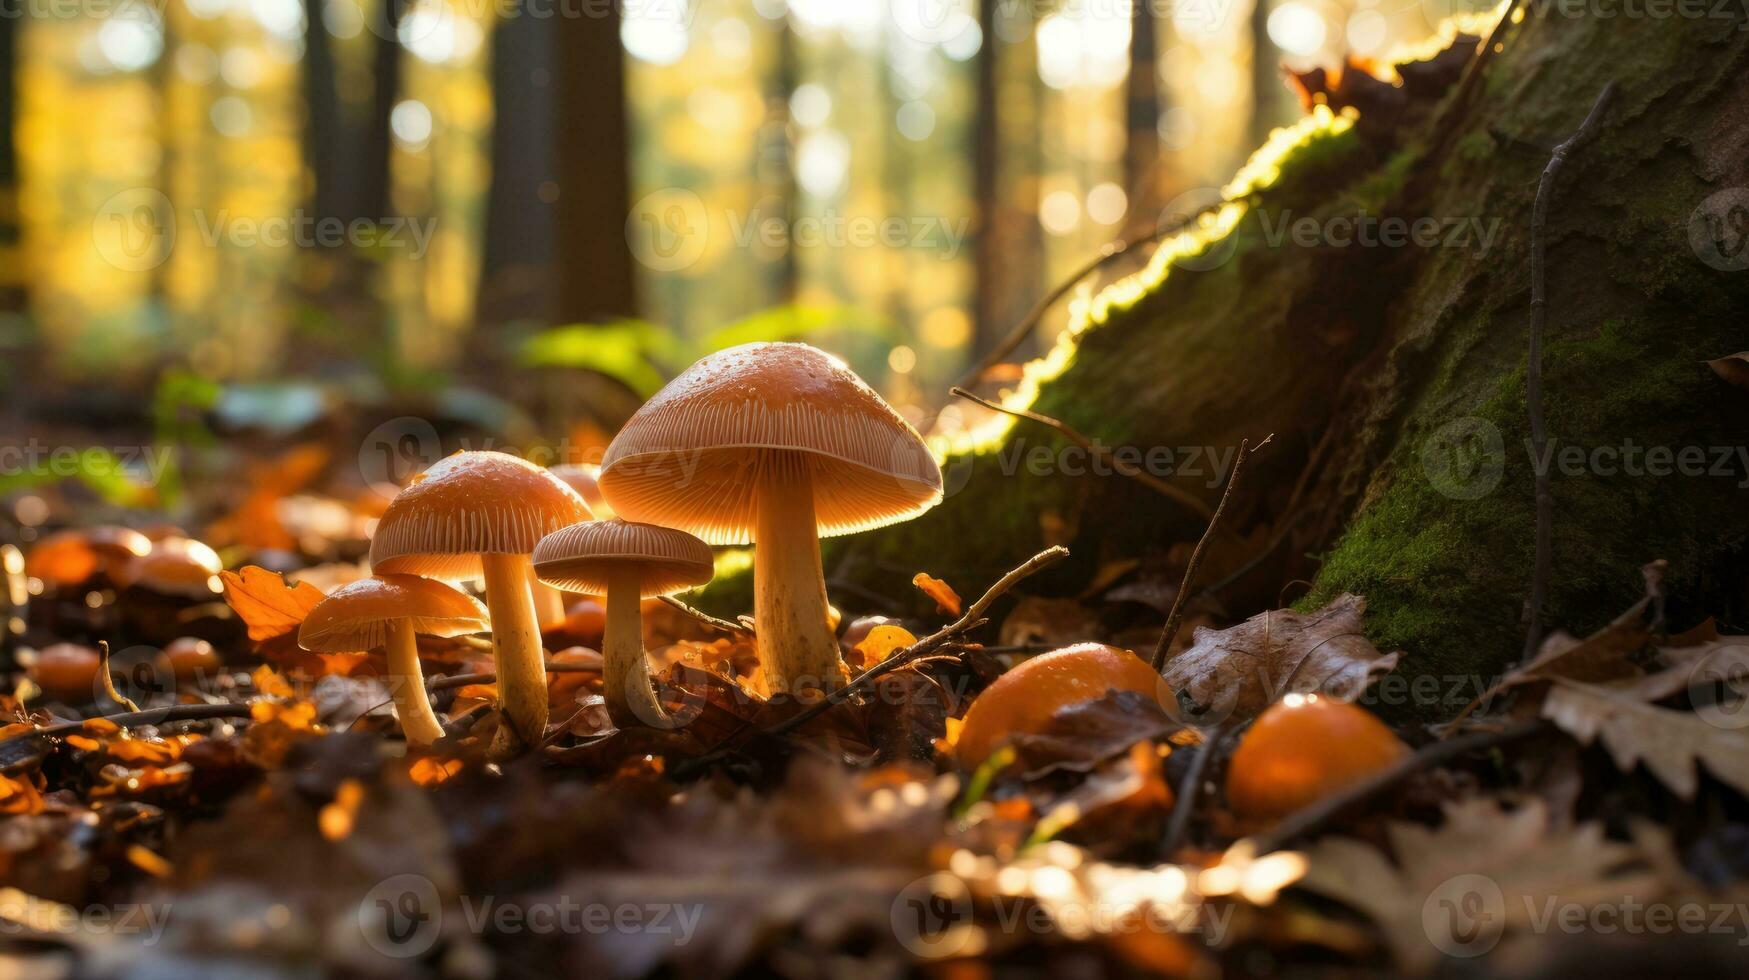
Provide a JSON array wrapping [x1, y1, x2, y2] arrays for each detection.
[[299, 574, 489, 652], [599, 342, 942, 545], [370, 451, 593, 580], [533, 519, 714, 597], [127, 537, 224, 596]]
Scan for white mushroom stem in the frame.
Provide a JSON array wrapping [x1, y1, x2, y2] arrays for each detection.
[[384, 620, 446, 746], [480, 553, 549, 745], [533, 582, 567, 625], [754, 456, 847, 697], [602, 568, 671, 728]]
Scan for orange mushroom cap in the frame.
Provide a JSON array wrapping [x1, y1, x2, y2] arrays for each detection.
[[598, 342, 942, 545], [548, 464, 612, 519], [1224, 694, 1408, 822], [127, 537, 224, 597], [34, 643, 101, 701], [299, 574, 489, 652], [369, 451, 593, 580], [954, 643, 1168, 767], [533, 519, 714, 597]]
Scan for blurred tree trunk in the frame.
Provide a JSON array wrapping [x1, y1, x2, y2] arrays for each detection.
[[824, 16, 1749, 709], [301, 0, 346, 227], [0, 13, 21, 315], [972, 0, 1001, 353], [1124, 0, 1159, 214], [757, 19, 798, 304], [360, 0, 403, 226], [1248, 0, 1282, 148], [477, 10, 556, 326], [552, 5, 637, 323]]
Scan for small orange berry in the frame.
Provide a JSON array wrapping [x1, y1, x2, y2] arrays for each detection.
[[955, 643, 1167, 767], [1225, 694, 1408, 823]]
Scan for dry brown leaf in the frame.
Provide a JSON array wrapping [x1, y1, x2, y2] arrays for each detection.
[[1159, 594, 1399, 724], [1297, 798, 1670, 972], [1707, 352, 1749, 390], [911, 572, 961, 616], [1542, 680, 1749, 799]]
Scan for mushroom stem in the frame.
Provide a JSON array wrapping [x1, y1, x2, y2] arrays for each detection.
[[533, 582, 567, 625], [754, 455, 847, 697], [480, 552, 549, 746], [384, 619, 446, 746], [602, 568, 671, 728]]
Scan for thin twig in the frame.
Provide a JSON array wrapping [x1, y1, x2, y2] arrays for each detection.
[[1159, 725, 1227, 857], [1523, 82, 1616, 663], [951, 387, 1214, 521], [0, 702, 255, 750], [660, 595, 753, 637], [1251, 719, 1552, 853], [673, 546, 1071, 780], [96, 641, 141, 713], [955, 226, 1183, 389], [427, 662, 599, 693], [1151, 435, 1272, 672], [765, 545, 1070, 740]]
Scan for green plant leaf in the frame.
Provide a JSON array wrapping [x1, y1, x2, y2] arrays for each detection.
[[517, 320, 673, 397]]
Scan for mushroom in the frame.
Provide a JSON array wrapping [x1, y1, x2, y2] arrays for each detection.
[[548, 464, 612, 519], [533, 518, 713, 727], [598, 342, 941, 698], [369, 451, 592, 746], [299, 574, 488, 746]]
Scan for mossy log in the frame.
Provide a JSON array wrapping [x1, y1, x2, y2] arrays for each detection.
[[781, 11, 1749, 708]]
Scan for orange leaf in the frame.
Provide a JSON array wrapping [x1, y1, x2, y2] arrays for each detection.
[[854, 625, 917, 666], [221, 566, 327, 645], [912, 572, 962, 616]]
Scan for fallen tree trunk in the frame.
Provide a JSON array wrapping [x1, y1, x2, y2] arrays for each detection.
[[818, 10, 1749, 708]]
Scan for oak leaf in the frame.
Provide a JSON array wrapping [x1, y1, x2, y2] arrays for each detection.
[[1542, 680, 1749, 799], [1159, 594, 1399, 724]]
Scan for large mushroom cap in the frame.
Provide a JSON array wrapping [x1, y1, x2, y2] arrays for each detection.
[[370, 451, 593, 580], [598, 342, 942, 544], [299, 574, 489, 652], [533, 519, 714, 597]]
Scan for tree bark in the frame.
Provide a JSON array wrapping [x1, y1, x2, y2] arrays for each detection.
[[478, 8, 557, 326], [806, 13, 1749, 711], [552, 4, 637, 323]]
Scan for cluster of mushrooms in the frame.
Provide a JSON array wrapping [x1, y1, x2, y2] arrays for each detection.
[[298, 342, 943, 752]]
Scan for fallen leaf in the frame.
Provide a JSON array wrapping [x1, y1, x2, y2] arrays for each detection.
[[1543, 680, 1749, 799], [221, 566, 366, 674], [853, 625, 916, 666], [1012, 690, 1184, 777], [220, 566, 326, 645], [1297, 799, 1670, 972], [1707, 352, 1749, 390], [912, 573, 961, 616], [1160, 595, 1400, 724]]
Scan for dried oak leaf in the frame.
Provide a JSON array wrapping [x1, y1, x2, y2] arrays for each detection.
[[1297, 798, 1668, 972], [1542, 680, 1749, 799], [1707, 352, 1749, 390], [1160, 594, 1399, 724], [220, 565, 367, 674], [1012, 690, 1184, 777], [912, 572, 962, 616]]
